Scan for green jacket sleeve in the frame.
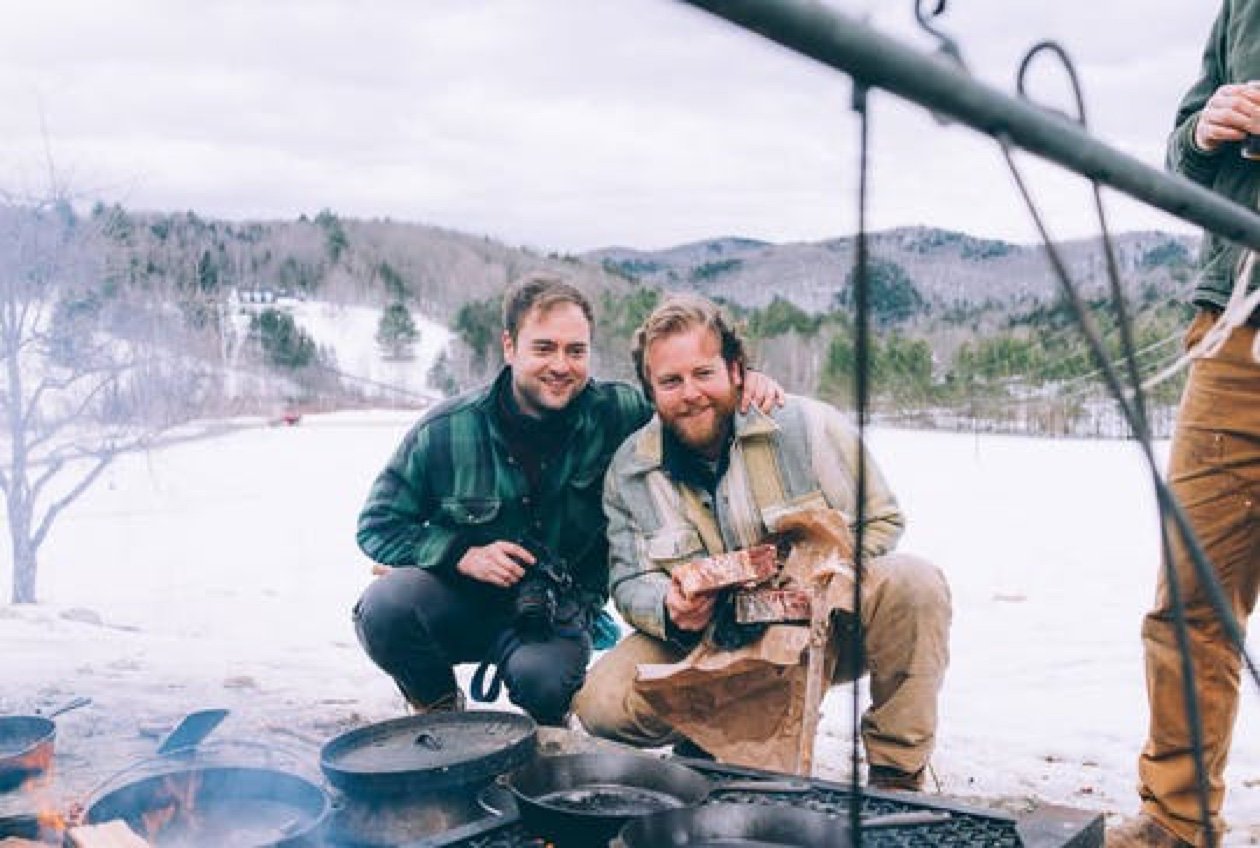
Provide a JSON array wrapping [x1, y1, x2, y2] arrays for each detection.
[[1167, 2, 1230, 185], [356, 423, 447, 569]]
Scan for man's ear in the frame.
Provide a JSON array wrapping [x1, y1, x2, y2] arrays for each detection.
[[501, 329, 515, 364], [730, 359, 746, 389]]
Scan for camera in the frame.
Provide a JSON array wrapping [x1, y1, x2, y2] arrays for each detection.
[[512, 539, 573, 642]]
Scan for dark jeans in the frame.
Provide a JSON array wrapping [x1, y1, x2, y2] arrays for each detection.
[[353, 567, 591, 726]]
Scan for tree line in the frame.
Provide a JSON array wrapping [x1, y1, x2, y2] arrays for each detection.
[[451, 252, 1192, 439]]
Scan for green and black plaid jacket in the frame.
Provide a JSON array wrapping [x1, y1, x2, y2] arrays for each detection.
[[357, 368, 651, 607]]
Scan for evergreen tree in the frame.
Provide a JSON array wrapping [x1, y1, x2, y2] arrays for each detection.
[[250, 308, 317, 370], [454, 297, 502, 369], [835, 258, 925, 327], [376, 301, 420, 360]]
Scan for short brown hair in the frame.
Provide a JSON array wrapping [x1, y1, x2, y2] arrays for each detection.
[[632, 293, 747, 399], [502, 271, 594, 341]]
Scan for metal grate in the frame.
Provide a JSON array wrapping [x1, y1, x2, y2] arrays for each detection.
[[389, 760, 1101, 847]]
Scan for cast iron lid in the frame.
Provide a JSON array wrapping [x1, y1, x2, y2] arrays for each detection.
[[320, 710, 537, 796]]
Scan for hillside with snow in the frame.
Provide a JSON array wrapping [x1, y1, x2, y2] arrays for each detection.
[[223, 296, 455, 408], [288, 300, 454, 403]]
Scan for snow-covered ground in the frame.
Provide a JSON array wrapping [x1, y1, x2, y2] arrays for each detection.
[[2, 413, 1257, 842]]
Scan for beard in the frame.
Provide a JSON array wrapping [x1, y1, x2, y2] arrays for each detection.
[[666, 398, 736, 458]]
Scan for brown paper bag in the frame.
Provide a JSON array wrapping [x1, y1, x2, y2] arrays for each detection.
[[634, 509, 854, 774]]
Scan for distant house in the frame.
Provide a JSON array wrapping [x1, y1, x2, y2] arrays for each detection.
[[236, 287, 278, 305]]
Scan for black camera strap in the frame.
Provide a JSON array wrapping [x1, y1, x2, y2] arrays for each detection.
[[470, 629, 522, 703]]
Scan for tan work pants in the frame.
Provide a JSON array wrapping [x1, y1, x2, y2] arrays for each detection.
[[574, 552, 951, 775], [1139, 311, 1260, 846]]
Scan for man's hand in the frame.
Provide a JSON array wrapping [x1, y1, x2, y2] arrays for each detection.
[[1194, 82, 1260, 152], [740, 369, 786, 414], [666, 579, 718, 632], [456, 541, 535, 588]]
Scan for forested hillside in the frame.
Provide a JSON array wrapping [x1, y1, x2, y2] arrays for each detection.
[[10, 201, 1199, 437], [587, 226, 1198, 436]]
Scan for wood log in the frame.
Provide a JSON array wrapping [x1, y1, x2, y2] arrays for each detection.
[[672, 544, 778, 598], [733, 587, 812, 623], [65, 820, 151, 848]]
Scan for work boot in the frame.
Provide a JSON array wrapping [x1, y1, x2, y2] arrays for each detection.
[[1105, 814, 1193, 848], [404, 689, 465, 716], [868, 764, 925, 792]]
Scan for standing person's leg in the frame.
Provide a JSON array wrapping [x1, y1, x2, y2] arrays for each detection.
[[353, 567, 504, 708], [1137, 315, 1260, 846], [847, 552, 951, 785]]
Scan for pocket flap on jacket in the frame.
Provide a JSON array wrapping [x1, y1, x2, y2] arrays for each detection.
[[645, 526, 705, 562], [439, 497, 501, 525], [761, 490, 830, 533]]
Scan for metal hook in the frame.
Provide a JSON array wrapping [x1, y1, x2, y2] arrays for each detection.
[[1016, 40, 1088, 128], [913, 0, 965, 69], [912, 0, 964, 127]]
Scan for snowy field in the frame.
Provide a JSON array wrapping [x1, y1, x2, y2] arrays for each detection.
[[1, 412, 1258, 843]]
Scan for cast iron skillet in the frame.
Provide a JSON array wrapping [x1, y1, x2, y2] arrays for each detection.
[[615, 802, 853, 848], [320, 710, 537, 797], [85, 765, 329, 847], [501, 751, 808, 848], [0, 696, 91, 792]]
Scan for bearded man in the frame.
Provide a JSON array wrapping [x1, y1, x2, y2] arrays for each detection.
[[574, 293, 951, 789]]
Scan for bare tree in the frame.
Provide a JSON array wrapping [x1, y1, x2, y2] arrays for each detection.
[[0, 195, 181, 603]]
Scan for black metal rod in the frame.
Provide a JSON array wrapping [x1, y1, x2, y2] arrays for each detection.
[[679, 0, 1260, 248]]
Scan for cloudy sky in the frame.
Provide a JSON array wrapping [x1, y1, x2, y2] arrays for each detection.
[[0, 1, 1220, 252]]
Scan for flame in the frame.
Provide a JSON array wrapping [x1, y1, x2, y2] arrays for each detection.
[[36, 807, 67, 833], [12, 752, 70, 841], [139, 770, 203, 841]]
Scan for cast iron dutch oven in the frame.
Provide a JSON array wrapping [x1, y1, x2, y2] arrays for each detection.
[[0, 696, 91, 792], [320, 710, 538, 797], [616, 802, 853, 847], [85, 765, 330, 847], [501, 751, 809, 847]]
